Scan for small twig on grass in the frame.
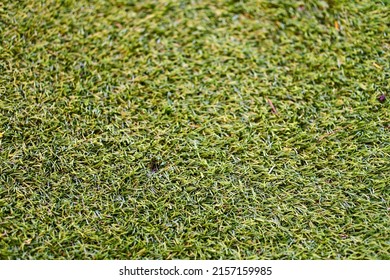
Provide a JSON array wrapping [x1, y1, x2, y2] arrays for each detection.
[[266, 98, 278, 115], [334, 20, 340, 31]]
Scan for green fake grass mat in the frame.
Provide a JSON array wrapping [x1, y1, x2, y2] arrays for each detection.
[[0, 0, 389, 259]]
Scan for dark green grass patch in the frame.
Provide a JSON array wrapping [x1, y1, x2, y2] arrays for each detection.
[[0, 0, 389, 259]]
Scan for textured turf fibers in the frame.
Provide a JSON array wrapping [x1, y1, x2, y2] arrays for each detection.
[[0, 0, 389, 259]]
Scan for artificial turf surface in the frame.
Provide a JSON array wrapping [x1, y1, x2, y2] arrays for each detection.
[[0, 0, 389, 259]]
